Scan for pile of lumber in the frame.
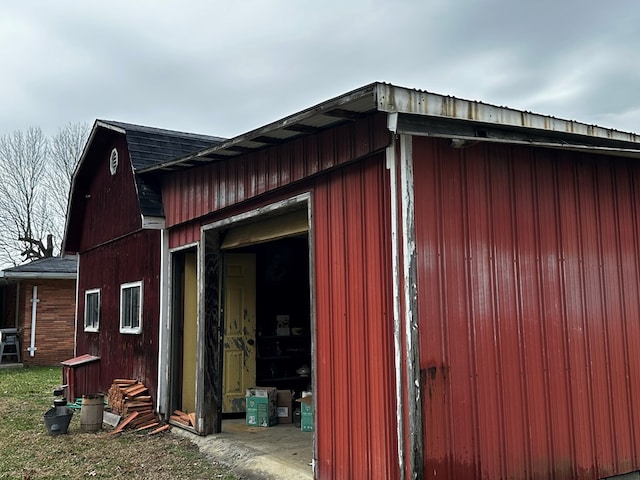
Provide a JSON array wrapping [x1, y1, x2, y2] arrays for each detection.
[[106, 379, 169, 435], [107, 379, 153, 416], [170, 409, 196, 428]]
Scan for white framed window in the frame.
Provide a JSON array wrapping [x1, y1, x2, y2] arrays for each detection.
[[120, 281, 143, 334], [84, 288, 101, 332]]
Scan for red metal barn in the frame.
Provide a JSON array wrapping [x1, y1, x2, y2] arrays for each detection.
[[63, 120, 223, 401], [141, 83, 640, 480]]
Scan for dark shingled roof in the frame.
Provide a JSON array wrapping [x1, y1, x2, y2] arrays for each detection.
[[1, 256, 77, 279], [101, 120, 226, 171], [97, 121, 226, 217]]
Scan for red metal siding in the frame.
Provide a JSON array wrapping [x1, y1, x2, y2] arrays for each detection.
[[313, 154, 399, 479], [76, 229, 161, 402], [413, 135, 640, 479], [74, 134, 141, 252], [162, 114, 389, 230]]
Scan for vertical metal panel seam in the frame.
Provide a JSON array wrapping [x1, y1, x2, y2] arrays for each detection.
[[573, 157, 599, 474], [624, 161, 640, 463], [596, 160, 620, 470], [531, 152, 555, 476], [434, 140, 455, 476], [484, 148, 508, 478], [508, 149, 534, 476], [460, 148, 482, 479], [552, 154, 578, 473], [611, 162, 635, 466]]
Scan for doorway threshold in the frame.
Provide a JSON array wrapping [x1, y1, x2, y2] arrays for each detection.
[[174, 418, 314, 479]]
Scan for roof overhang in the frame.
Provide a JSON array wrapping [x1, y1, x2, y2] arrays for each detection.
[[139, 82, 640, 174], [0, 271, 76, 280]]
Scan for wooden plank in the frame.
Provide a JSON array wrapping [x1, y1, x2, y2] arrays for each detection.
[[170, 415, 190, 426], [131, 413, 157, 425], [124, 385, 148, 397], [135, 421, 160, 431], [149, 424, 170, 435], [114, 379, 137, 384], [188, 412, 196, 427], [108, 411, 139, 435]]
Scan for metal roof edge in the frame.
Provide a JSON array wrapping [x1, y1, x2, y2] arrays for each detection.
[[138, 82, 381, 173], [374, 83, 640, 144], [142, 81, 640, 174]]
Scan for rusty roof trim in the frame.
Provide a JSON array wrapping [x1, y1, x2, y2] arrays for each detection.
[[139, 82, 640, 174]]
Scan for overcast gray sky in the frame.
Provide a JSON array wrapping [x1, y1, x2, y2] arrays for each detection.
[[1, 0, 639, 139]]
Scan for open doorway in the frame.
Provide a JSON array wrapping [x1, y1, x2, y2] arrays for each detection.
[[221, 235, 312, 416], [168, 249, 198, 416]]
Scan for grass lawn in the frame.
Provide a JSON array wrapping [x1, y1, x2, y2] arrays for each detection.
[[0, 366, 238, 479]]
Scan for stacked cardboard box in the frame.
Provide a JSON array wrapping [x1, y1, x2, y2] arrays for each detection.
[[276, 389, 293, 424], [298, 395, 313, 432], [246, 387, 278, 427]]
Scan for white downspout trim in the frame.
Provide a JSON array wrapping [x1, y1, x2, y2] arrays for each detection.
[[28, 285, 39, 357], [157, 228, 170, 415], [387, 135, 406, 480]]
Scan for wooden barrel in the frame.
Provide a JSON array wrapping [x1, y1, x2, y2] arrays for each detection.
[[80, 394, 104, 432]]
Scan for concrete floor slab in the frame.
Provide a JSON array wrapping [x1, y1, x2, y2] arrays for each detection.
[[174, 418, 314, 480]]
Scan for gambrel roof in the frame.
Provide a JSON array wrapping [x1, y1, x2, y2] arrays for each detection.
[[63, 120, 225, 252]]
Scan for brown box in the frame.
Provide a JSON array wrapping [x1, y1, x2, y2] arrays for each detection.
[[276, 389, 293, 423]]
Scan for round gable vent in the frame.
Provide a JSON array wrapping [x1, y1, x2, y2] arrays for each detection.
[[109, 148, 119, 175]]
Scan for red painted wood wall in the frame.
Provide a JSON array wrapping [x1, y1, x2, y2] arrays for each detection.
[[76, 229, 161, 400], [68, 133, 141, 252], [414, 136, 640, 479]]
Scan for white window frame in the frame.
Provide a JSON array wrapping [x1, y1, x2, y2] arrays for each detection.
[[84, 288, 101, 332], [120, 281, 143, 334]]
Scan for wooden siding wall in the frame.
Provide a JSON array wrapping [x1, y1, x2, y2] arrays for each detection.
[[17, 279, 76, 366], [76, 230, 161, 401], [77, 135, 141, 251], [413, 136, 640, 479], [313, 154, 399, 479], [163, 113, 389, 248]]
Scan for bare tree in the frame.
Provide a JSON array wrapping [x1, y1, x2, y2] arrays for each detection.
[[45, 122, 90, 249], [0, 123, 89, 267], [0, 127, 50, 265]]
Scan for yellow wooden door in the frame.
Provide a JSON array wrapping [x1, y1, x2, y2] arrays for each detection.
[[222, 253, 256, 413], [181, 252, 197, 413]]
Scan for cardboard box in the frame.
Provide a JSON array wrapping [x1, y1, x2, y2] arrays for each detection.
[[246, 387, 278, 427], [297, 395, 313, 432], [276, 390, 293, 424]]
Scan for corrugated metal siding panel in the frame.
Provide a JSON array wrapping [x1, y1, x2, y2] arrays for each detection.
[[413, 135, 640, 479], [76, 230, 161, 402], [162, 114, 389, 229], [313, 154, 399, 479], [169, 223, 201, 249]]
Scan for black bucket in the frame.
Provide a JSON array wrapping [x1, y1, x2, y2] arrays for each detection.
[[43, 407, 73, 435]]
